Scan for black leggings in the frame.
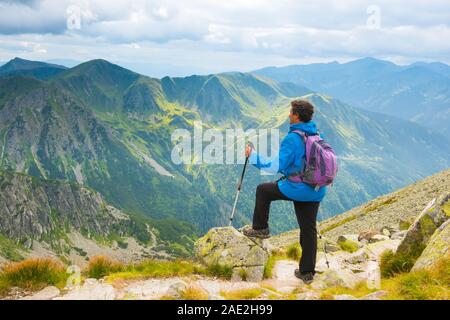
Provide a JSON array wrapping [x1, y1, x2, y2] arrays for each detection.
[[252, 182, 320, 274]]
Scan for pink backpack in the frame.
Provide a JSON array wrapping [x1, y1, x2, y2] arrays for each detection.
[[288, 130, 338, 190]]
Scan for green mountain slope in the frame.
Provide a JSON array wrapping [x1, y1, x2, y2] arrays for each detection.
[[0, 169, 178, 263], [0, 57, 449, 246]]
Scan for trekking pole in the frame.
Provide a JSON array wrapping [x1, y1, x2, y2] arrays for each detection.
[[317, 229, 330, 269], [316, 213, 330, 269], [229, 142, 253, 226]]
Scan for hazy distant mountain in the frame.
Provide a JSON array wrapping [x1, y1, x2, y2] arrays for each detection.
[[254, 57, 450, 136], [0, 57, 68, 80]]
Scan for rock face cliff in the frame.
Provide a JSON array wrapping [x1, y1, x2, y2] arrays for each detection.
[[0, 170, 169, 265]]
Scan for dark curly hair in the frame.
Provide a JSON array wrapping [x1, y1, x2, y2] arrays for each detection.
[[291, 99, 314, 122]]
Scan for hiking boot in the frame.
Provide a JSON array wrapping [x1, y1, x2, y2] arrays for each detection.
[[242, 226, 271, 239], [294, 269, 314, 284]]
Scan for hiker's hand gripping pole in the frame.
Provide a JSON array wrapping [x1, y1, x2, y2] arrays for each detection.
[[229, 141, 254, 226]]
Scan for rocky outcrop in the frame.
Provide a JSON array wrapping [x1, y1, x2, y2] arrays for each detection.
[[412, 219, 450, 271], [316, 170, 450, 242], [0, 170, 162, 264], [396, 193, 449, 259], [194, 227, 269, 282]]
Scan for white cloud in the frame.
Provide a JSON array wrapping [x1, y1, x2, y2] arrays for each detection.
[[0, 0, 450, 75]]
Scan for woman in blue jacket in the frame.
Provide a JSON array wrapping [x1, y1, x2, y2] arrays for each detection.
[[243, 99, 326, 284]]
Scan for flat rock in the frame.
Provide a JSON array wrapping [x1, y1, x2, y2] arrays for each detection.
[[296, 291, 321, 300], [118, 278, 184, 299], [311, 269, 359, 290], [20, 286, 60, 300], [56, 280, 116, 300]]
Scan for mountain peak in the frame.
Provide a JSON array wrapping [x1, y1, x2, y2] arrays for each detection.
[[345, 57, 395, 67], [65, 58, 139, 79], [1, 57, 67, 71], [0, 57, 68, 79]]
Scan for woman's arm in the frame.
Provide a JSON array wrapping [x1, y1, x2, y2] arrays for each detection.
[[248, 133, 297, 175]]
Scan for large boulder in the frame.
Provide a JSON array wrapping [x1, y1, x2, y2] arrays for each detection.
[[311, 268, 360, 290], [396, 193, 450, 258], [412, 219, 450, 271], [194, 227, 269, 282]]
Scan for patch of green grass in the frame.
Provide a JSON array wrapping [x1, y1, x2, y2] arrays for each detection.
[[399, 220, 412, 231], [285, 243, 302, 261], [86, 256, 125, 279], [263, 255, 277, 279], [0, 234, 24, 261], [338, 239, 359, 253], [363, 196, 398, 214], [380, 246, 425, 278], [180, 285, 209, 300], [203, 263, 233, 280], [321, 281, 376, 299], [442, 200, 450, 217], [105, 258, 232, 282], [263, 248, 289, 279], [382, 255, 450, 300], [0, 258, 68, 296]]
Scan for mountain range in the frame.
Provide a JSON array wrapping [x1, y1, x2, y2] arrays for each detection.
[[254, 57, 450, 137], [0, 57, 449, 261]]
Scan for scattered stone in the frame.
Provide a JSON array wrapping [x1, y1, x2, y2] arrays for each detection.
[[337, 234, 359, 244], [344, 249, 369, 264], [368, 234, 390, 243], [380, 226, 400, 237], [165, 280, 188, 300], [19, 286, 60, 300], [390, 230, 407, 240], [324, 242, 340, 253], [358, 230, 379, 242], [315, 254, 342, 273]]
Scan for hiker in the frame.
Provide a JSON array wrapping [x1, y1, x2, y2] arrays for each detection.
[[243, 99, 329, 284]]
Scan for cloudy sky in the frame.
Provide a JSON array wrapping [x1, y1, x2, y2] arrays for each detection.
[[0, 0, 449, 77]]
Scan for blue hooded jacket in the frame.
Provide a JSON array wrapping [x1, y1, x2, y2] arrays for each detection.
[[248, 121, 326, 202]]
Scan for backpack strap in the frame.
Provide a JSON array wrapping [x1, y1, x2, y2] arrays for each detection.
[[288, 130, 308, 181], [291, 130, 307, 143]]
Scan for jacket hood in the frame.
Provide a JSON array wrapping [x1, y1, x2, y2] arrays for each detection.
[[289, 121, 318, 135]]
